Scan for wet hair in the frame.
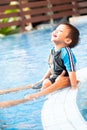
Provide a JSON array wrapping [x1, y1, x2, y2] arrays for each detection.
[[61, 23, 80, 48]]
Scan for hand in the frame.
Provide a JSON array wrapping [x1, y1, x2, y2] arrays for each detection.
[[55, 70, 71, 88], [71, 80, 80, 89]]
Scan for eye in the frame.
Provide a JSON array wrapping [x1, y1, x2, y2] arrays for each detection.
[[59, 30, 63, 32], [56, 29, 63, 33]]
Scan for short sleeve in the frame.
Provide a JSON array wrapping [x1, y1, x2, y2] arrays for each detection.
[[61, 47, 77, 72]]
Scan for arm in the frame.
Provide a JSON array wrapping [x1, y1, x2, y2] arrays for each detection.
[[42, 68, 51, 80], [25, 71, 70, 100], [62, 48, 78, 88], [69, 71, 77, 89], [0, 71, 70, 108], [0, 69, 51, 95], [0, 75, 70, 108]]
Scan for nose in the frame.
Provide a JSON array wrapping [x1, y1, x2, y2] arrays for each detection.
[[53, 29, 58, 34], [52, 30, 56, 35]]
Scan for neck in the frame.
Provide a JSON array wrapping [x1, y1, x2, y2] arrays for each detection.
[[54, 44, 65, 51]]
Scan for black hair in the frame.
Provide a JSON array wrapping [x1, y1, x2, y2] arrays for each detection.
[[61, 23, 80, 48]]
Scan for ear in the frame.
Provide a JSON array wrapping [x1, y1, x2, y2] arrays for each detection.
[[64, 38, 72, 45]]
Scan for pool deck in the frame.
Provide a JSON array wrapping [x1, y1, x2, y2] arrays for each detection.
[[69, 15, 87, 25]]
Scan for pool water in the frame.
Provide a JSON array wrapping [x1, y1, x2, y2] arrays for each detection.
[[0, 23, 87, 129]]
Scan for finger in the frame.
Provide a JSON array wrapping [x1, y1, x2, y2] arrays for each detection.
[[60, 70, 66, 77]]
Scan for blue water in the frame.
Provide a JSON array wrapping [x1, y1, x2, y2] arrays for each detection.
[[0, 23, 87, 129]]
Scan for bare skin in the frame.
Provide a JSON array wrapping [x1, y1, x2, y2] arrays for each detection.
[[51, 24, 77, 88], [0, 71, 71, 108], [0, 84, 32, 95], [0, 24, 79, 108], [24, 24, 79, 101], [24, 71, 71, 100]]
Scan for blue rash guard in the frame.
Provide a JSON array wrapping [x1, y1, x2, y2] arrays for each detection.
[[48, 47, 76, 83]]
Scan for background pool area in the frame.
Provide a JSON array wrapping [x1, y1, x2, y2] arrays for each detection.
[[0, 21, 87, 129]]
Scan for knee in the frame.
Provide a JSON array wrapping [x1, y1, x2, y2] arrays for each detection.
[[42, 79, 49, 87], [41, 79, 52, 90]]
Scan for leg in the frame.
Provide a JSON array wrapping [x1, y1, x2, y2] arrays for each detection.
[[25, 76, 71, 101], [41, 79, 52, 90]]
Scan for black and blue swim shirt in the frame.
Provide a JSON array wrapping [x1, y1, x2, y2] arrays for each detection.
[[48, 47, 76, 77]]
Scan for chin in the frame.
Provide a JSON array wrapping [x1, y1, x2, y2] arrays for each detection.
[[51, 37, 55, 42], [51, 39, 57, 43]]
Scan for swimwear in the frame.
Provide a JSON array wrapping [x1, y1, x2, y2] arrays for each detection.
[[48, 47, 76, 83]]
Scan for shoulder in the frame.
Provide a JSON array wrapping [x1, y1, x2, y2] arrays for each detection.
[[61, 47, 77, 65], [61, 47, 75, 59], [61, 47, 72, 54], [61, 47, 70, 58]]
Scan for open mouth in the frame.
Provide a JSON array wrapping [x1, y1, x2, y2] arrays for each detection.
[[52, 33, 57, 38]]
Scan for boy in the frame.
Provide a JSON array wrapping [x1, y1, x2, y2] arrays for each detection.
[[0, 23, 80, 107], [25, 23, 80, 100]]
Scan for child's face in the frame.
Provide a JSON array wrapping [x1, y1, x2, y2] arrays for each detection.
[[51, 24, 71, 45]]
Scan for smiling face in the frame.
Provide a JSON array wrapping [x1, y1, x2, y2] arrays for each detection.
[[51, 24, 72, 46]]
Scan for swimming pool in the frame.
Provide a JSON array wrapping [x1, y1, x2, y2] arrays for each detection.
[[0, 21, 87, 129]]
